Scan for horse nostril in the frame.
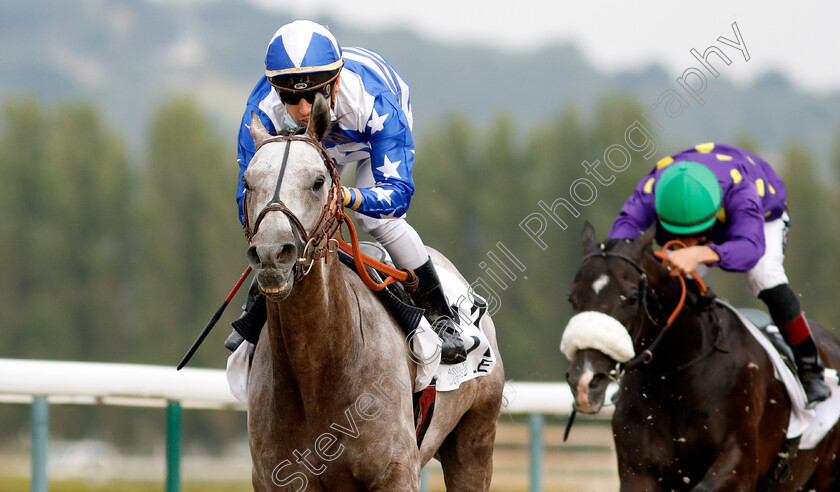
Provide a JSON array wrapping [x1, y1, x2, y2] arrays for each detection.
[[247, 245, 261, 268], [590, 373, 608, 388], [277, 244, 296, 264]]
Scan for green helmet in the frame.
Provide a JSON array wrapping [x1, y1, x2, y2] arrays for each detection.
[[654, 161, 722, 236]]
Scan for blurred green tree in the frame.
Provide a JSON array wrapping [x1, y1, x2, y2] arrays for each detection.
[[135, 97, 245, 368]]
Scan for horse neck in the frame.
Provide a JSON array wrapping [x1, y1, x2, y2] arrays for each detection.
[[265, 255, 357, 386], [636, 281, 710, 373]]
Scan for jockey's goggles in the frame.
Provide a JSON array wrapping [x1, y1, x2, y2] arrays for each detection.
[[274, 84, 332, 105], [267, 63, 342, 105]]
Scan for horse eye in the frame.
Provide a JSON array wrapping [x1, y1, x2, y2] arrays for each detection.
[[241, 176, 251, 191], [312, 175, 325, 191], [621, 291, 639, 305]]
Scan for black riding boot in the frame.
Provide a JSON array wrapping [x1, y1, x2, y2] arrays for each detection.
[[760, 285, 831, 407], [225, 278, 266, 352], [789, 332, 832, 408], [224, 329, 245, 352], [410, 258, 467, 365]]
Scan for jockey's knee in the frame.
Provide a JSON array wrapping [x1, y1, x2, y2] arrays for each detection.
[[758, 283, 802, 325], [355, 212, 403, 238], [354, 212, 427, 268]]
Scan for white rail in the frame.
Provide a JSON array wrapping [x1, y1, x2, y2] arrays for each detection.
[[0, 358, 614, 417], [1, 358, 614, 492], [0, 358, 242, 410]]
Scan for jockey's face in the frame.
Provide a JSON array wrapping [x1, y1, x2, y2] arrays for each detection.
[[680, 236, 707, 247], [657, 220, 713, 247], [284, 76, 339, 128]]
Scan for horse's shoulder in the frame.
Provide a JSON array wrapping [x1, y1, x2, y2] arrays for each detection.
[[337, 266, 385, 307], [810, 320, 840, 367], [709, 303, 789, 366]]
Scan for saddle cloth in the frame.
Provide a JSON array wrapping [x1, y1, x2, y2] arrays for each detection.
[[331, 246, 497, 392], [719, 300, 840, 449], [433, 264, 497, 391], [225, 256, 497, 404]]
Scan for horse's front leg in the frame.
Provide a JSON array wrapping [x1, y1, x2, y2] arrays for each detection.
[[616, 439, 670, 492], [618, 473, 662, 492], [368, 461, 420, 492], [688, 440, 757, 492]]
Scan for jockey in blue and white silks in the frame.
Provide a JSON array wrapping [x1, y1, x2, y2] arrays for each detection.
[[230, 20, 467, 364], [236, 45, 416, 223]]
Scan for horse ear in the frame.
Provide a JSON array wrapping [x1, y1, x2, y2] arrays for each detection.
[[249, 111, 271, 149], [581, 220, 599, 256], [633, 224, 657, 256], [306, 92, 332, 142], [635, 224, 672, 289]]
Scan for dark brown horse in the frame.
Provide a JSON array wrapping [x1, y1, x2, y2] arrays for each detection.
[[563, 221, 840, 491], [240, 94, 504, 491]]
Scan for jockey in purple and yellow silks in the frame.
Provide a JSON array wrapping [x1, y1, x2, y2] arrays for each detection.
[[609, 142, 831, 407], [226, 20, 466, 364]]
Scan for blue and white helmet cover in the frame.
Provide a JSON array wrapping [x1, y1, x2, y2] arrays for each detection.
[[236, 21, 416, 224], [265, 20, 343, 78]]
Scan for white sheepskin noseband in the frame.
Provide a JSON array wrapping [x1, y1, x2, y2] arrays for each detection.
[[560, 311, 635, 363]]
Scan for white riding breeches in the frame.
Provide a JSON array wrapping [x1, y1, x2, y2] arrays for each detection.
[[344, 158, 429, 270], [746, 211, 790, 297], [690, 212, 789, 297]]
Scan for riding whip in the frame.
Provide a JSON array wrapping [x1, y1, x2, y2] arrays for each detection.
[[177, 266, 252, 370], [563, 407, 577, 442]]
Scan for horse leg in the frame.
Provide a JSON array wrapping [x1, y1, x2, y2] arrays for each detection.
[[618, 474, 662, 492], [687, 442, 757, 491], [435, 405, 498, 492], [368, 461, 420, 492]]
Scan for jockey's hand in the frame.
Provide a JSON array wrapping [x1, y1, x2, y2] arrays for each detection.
[[661, 246, 719, 277]]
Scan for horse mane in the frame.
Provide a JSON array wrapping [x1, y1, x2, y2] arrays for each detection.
[[275, 119, 349, 150], [611, 238, 717, 318], [277, 126, 307, 137], [322, 112, 352, 147]]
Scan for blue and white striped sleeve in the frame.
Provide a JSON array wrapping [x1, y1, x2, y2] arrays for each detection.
[[342, 93, 416, 218]]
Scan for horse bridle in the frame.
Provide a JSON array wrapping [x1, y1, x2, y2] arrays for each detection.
[[582, 246, 661, 370], [582, 244, 723, 375], [242, 134, 344, 278]]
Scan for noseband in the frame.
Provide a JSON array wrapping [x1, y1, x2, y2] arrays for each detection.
[[242, 135, 343, 277]]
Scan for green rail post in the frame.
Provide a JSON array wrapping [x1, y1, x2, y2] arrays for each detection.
[[529, 413, 544, 492], [32, 395, 49, 492], [420, 465, 428, 492], [166, 400, 182, 492]]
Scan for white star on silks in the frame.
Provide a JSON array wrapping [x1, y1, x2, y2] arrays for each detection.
[[367, 108, 389, 134], [371, 187, 394, 204], [378, 210, 397, 219], [376, 155, 402, 179]]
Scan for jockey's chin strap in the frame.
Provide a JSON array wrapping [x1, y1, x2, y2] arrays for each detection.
[[242, 134, 417, 290]]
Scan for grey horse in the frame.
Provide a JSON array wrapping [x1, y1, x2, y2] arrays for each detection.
[[241, 93, 505, 491]]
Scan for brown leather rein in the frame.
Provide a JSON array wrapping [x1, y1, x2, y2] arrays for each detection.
[[242, 134, 416, 290]]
